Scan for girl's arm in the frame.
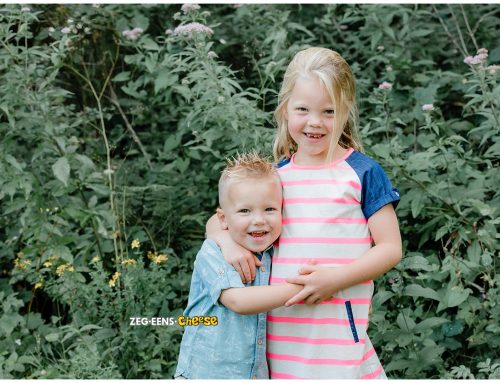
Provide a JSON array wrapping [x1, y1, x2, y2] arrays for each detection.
[[219, 283, 304, 315], [206, 214, 261, 283], [285, 204, 402, 305]]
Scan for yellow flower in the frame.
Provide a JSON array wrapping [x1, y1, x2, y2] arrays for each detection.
[[34, 281, 43, 290], [43, 261, 53, 268], [131, 239, 140, 249], [108, 271, 120, 288], [91, 256, 100, 263], [121, 259, 137, 267], [153, 254, 168, 264], [14, 258, 31, 271], [56, 263, 74, 277]]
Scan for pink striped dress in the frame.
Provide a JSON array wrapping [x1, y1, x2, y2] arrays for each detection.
[[267, 148, 400, 379]]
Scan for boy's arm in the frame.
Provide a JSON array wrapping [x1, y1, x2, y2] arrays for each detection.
[[206, 214, 261, 283], [219, 283, 303, 315], [285, 204, 402, 305]]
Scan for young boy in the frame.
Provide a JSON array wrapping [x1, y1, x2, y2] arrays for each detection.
[[174, 152, 304, 379]]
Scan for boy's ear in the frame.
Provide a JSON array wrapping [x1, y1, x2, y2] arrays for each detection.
[[216, 208, 228, 230]]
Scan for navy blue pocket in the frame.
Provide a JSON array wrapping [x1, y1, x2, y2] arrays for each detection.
[[345, 301, 359, 343]]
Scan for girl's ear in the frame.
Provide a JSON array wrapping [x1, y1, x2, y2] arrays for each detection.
[[216, 208, 228, 230]]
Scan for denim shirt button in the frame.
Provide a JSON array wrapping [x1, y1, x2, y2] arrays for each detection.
[[257, 339, 263, 345], [260, 266, 266, 273]]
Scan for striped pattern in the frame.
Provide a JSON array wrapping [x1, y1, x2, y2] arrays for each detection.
[[268, 149, 386, 379]]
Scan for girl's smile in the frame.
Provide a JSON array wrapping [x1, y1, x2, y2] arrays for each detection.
[[284, 76, 336, 166]]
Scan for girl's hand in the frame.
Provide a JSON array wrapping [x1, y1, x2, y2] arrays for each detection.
[[206, 213, 261, 283], [220, 239, 262, 283], [284, 265, 338, 306]]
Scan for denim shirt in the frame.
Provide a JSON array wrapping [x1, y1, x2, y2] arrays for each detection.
[[175, 239, 272, 379]]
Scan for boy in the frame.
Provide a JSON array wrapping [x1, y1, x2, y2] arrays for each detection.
[[174, 152, 304, 379]]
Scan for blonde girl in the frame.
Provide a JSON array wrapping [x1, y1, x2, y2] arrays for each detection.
[[207, 47, 402, 379]]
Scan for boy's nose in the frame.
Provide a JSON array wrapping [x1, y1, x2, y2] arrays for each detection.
[[252, 213, 265, 225]]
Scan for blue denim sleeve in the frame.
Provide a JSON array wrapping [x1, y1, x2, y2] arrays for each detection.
[[195, 240, 245, 306], [346, 151, 400, 219]]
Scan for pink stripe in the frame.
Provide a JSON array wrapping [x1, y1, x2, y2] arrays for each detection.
[[270, 371, 303, 379], [361, 364, 384, 379], [266, 348, 375, 366], [273, 257, 356, 265], [362, 347, 376, 361], [282, 217, 367, 225], [283, 197, 360, 205], [267, 315, 368, 326], [267, 333, 366, 345], [280, 237, 371, 244], [270, 276, 373, 287], [281, 179, 362, 190]]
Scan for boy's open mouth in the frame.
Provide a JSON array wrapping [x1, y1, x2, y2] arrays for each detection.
[[249, 231, 268, 238], [304, 133, 324, 139]]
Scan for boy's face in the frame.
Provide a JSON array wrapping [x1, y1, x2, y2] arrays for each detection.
[[217, 175, 282, 253]]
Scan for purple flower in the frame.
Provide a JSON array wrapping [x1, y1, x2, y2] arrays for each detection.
[[477, 48, 488, 55], [464, 49, 489, 66], [173, 22, 214, 38], [61, 27, 71, 34], [378, 81, 392, 90], [181, 3, 200, 13], [422, 104, 434, 112]]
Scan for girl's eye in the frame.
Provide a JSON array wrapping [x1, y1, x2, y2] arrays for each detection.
[[265, 207, 277, 212], [296, 107, 308, 112], [238, 209, 250, 213], [325, 109, 335, 115]]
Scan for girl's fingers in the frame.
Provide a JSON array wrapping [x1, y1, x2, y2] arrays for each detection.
[[298, 265, 319, 275], [285, 287, 312, 306]]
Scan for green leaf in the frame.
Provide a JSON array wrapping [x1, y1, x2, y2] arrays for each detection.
[[45, 333, 60, 342], [446, 286, 470, 307], [52, 157, 70, 186], [5, 154, 24, 172], [112, 71, 130, 82], [414, 317, 449, 333], [404, 284, 440, 301]]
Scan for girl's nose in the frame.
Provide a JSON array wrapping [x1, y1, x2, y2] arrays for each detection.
[[308, 113, 322, 127]]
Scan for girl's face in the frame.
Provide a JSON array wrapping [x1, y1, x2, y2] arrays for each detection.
[[285, 76, 335, 166]]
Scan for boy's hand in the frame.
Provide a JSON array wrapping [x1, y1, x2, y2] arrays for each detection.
[[221, 241, 261, 283], [284, 265, 337, 306]]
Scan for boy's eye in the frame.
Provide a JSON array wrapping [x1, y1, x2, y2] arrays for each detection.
[[238, 209, 250, 213], [325, 109, 335, 115], [265, 207, 277, 212], [296, 107, 308, 112]]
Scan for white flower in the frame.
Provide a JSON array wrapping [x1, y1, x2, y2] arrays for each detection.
[[173, 22, 214, 38], [217, 96, 225, 103], [48, 27, 55, 33], [219, 39, 226, 44], [21, 7, 30, 12], [15, 339, 22, 346], [422, 104, 434, 112], [386, 65, 393, 72], [103, 168, 114, 176], [181, 3, 200, 13], [165, 29, 173, 35], [84, 27, 91, 34], [67, 18, 74, 24], [61, 27, 71, 34], [378, 81, 393, 90], [122, 27, 144, 41], [207, 51, 218, 59]]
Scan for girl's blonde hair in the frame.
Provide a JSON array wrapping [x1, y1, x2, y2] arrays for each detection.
[[273, 47, 362, 162]]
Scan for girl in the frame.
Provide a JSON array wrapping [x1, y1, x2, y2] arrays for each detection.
[[207, 47, 402, 379]]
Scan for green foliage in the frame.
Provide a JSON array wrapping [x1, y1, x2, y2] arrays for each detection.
[[0, 3, 498, 378]]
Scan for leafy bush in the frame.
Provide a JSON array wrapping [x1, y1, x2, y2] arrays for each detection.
[[0, 3, 498, 378]]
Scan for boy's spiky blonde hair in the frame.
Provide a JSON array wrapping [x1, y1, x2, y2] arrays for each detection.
[[218, 151, 278, 208]]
